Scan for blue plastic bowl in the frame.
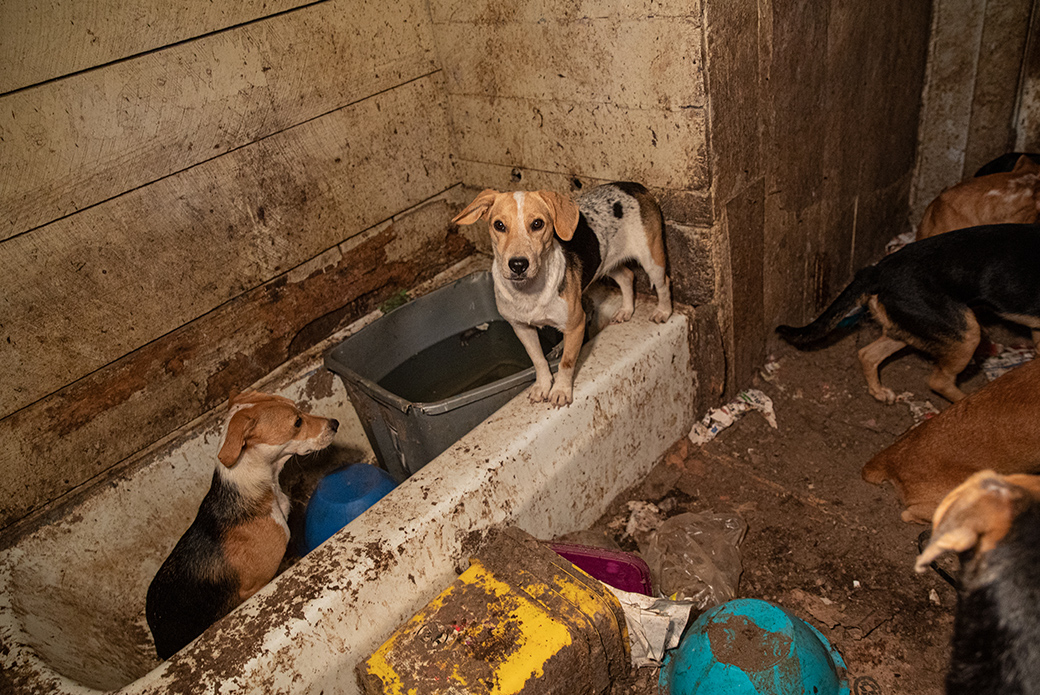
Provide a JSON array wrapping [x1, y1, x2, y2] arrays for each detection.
[[303, 464, 397, 554], [660, 598, 850, 695]]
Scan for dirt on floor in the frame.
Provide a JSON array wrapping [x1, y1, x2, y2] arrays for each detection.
[[590, 325, 1009, 695]]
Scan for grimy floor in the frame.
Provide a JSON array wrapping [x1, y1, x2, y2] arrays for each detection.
[[595, 325, 1008, 695]]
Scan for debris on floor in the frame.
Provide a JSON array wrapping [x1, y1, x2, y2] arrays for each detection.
[[688, 389, 778, 445], [637, 511, 747, 609], [894, 392, 940, 425], [595, 332, 979, 694], [605, 587, 696, 667], [981, 344, 1035, 381]]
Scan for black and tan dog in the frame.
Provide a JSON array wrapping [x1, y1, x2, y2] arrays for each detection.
[[146, 391, 338, 659], [916, 471, 1040, 694], [776, 223, 1040, 404], [452, 182, 672, 406]]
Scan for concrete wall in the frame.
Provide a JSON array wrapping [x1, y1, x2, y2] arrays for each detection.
[[0, 0, 472, 535]]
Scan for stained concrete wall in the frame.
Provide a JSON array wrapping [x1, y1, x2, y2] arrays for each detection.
[[430, 0, 715, 297]]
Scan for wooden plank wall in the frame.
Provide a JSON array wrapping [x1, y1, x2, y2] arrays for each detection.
[[704, 0, 934, 390], [0, 0, 470, 533], [431, 0, 710, 203], [430, 0, 717, 312]]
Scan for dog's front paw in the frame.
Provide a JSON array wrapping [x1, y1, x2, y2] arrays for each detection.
[[611, 306, 634, 324], [529, 379, 553, 402], [649, 307, 672, 323], [548, 385, 573, 407], [870, 386, 897, 405]]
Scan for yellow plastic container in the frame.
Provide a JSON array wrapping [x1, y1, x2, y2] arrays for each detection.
[[357, 528, 630, 694]]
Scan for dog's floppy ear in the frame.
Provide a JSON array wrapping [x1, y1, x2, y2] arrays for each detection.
[[218, 408, 257, 467], [915, 471, 1027, 572], [452, 189, 500, 226], [540, 191, 580, 241]]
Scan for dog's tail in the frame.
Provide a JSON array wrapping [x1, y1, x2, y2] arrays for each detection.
[[775, 265, 878, 346]]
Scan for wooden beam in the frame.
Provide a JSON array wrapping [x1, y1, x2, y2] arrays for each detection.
[[0, 0, 314, 93], [1, 74, 456, 418], [0, 0, 438, 238]]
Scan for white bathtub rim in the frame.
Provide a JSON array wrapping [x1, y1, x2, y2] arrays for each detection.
[[0, 280, 694, 694]]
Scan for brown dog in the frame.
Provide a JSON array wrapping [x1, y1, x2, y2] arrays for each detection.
[[917, 154, 1040, 240], [863, 357, 1040, 523]]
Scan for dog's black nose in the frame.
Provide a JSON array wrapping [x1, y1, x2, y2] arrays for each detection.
[[329, 419, 339, 433], [508, 257, 529, 275]]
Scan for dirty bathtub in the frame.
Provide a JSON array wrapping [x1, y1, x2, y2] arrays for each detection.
[[0, 259, 695, 695]]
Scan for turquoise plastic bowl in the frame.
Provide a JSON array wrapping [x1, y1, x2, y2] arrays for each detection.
[[660, 598, 850, 695], [303, 464, 397, 554]]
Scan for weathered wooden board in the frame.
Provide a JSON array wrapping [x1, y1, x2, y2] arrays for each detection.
[[428, 0, 702, 25], [963, 0, 1032, 176], [434, 17, 704, 111], [456, 161, 714, 226], [433, 0, 708, 196], [0, 196, 475, 530], [0, 0, 312, 93], [910, 0, 987, 220], [1015, 5, 1040, 152], [760, 0, 829, 330], [1, 74, 456, 419], [0, 0, 438, 239], [449, 94, 707, 192], [702, 0, 760, 220]]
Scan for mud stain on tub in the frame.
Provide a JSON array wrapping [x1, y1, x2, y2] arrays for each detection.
[[302, 368, 336, 401]]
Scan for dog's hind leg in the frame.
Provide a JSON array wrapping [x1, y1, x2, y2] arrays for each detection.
[[608, 266, 635, 323], [927, 311, 981, 403], [858, 335, 907, 404], [644, 260, 672, 323]]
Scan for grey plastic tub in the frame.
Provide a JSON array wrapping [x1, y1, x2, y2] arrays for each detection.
[[324, 271, 561, 481]]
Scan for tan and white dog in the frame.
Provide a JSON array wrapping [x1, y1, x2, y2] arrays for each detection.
[[146, 391, 338, 659], [453, 182, 672, 406]]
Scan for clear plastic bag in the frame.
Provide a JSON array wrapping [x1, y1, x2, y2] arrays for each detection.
[[637, 511, 747, 610]]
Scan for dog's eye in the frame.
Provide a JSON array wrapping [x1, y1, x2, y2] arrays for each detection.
[[294, 416, 303, 428], [531, 219, 544, 231], [493, 220, 506, 232]]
